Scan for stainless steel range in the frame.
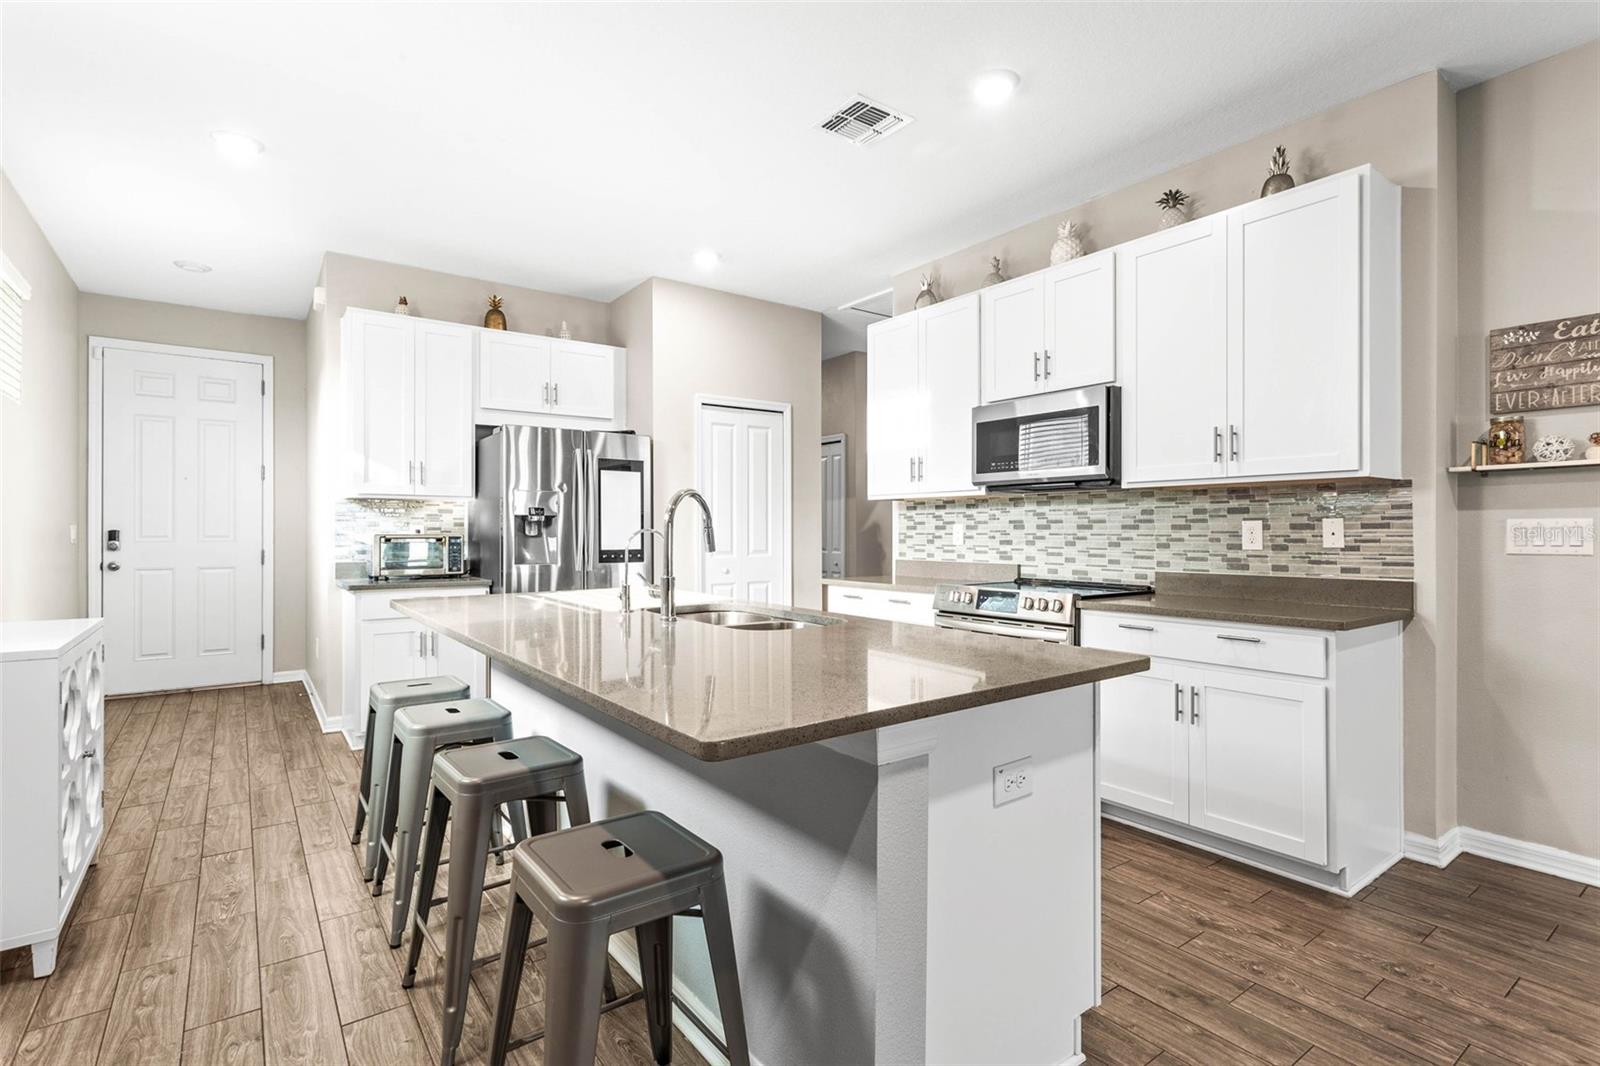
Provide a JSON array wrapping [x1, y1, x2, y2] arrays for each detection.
[[933, 578, 1152, 644]]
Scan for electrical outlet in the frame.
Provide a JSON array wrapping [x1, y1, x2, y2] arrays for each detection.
[[1322, 517, 1346, 549], [1241, 519, 1264, 551], [950, 520, 966, 547], [993, 756, 1033, 807]]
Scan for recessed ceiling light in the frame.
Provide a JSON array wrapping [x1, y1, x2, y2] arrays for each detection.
[[972, 69, 1020, 107], [173, 260, 213, 273], [210, 130, 265, 165], [692, 248, 721, 271]]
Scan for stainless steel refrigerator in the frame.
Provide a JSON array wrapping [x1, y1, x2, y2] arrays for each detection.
[[469, 426, 652, 593]]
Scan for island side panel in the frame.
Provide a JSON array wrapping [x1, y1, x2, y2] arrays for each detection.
[[488, 663, 882, 1066]]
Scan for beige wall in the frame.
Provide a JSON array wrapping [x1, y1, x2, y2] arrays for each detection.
[[821, 351, 892, 576], [1454, 42, 1599, 859], [647, 279, 824, 609], [1, 173, 83, 620], [77, 294, 309, 671], [611, 280, 654, 435]]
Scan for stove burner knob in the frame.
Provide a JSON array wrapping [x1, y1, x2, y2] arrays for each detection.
[[962, 591, 974, 604], [1022, 596, 1035, 610], [1052, 599, 1066, 613]]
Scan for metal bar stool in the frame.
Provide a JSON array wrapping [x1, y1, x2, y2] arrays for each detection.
[[373, 698, 524, 947], [402, 735, 604, 1066], [352, 676, 470, 882], [489, 811, 751, 1066]]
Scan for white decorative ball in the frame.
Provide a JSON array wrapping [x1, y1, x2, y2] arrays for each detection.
[[1531, 435, 1574, 463]]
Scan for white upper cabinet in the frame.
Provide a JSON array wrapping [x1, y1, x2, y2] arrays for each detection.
[[413, 319, 475, 497], [866, 293, 982, 501], [1119, 216, 1230, 484], [548, 339, 617, 420], [980, 273, 1046, 403], [1122, 165, 1400, 486], [1042, 249, 1116, 390], [477, 332, 621, 426], [478, 330, 551, 413]]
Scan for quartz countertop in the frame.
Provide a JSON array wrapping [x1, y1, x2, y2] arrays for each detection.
[[1077, 572, 1414, 631], [395, 592, 1148, 761], [336, 575, 492, 592]]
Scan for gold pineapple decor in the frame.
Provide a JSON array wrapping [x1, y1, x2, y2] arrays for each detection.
[[484, 294, 507, 330]]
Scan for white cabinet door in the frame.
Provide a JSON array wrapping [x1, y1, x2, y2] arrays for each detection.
[[346, 312, 416, 495], [1119, 217, 1228, 484], [866, 314, 921, 499], [479, 330, 551, 414], [1188, 669, 1328, 864], [359, 618, 427, 703], [1227, 172, 1362, 478], [980, 272, 1047, 403], [1042, 250, 1116, 390], [917, 293, 981, 496], [414, 320, 475, 498], [1098, 661, 1191, 822], [432, 631, 487, 696], [548, 340, 617, 420]]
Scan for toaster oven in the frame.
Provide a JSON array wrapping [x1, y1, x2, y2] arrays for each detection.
[[371, 532, 465, 579]]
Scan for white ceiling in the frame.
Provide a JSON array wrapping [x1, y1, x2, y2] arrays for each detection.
[[4, 2, 1595, 339]]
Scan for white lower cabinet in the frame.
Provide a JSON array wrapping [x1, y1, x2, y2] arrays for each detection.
[[824, 584, 936, 625], [1085, 610, 1400, 893]]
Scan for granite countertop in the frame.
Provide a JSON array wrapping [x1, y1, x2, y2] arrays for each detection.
[[336, 575, 493, 591], [395, 592, 1148, 761], [1077, 573, 1414, 631]]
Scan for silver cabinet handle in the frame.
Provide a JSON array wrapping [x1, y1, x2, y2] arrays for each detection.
[[889, 598, 912, 606], [1033, 352, 1041, 380], [840, 593, 863, 600], [1213, 426, 1222, 463], [1174, 682, 1183, 722], [552, 382, 559, 405], [419, 461, 426, 486], [1230, 425, 1240, 461], [909, 457, 915, 481], [1043, 348, 1051, 378], [916, 456, 924, 480], [1118, 623, 1154, 632], [1191, 686, 1200, 725], [1216, 633, 1263, 644], [543, 382, 550, 405], [418, 632, 426, 658], [430, 632, 437, 657], [408, 460, 415, 485]]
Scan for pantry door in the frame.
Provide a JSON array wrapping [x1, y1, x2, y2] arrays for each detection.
[[91, 340, 271, 695], [696, 400, 791, 605]]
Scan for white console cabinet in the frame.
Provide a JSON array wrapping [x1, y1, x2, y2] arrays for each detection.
[[1, 619, 107, 976], [1082, 610, 1402, 895]]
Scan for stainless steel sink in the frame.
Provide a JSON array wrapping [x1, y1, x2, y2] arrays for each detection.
[[647, 606, 827, 631]]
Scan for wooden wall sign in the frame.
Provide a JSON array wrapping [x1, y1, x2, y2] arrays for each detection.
[[1488, 313, 1600, 415]]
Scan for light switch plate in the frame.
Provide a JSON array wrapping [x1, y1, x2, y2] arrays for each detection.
[[1506, 518, 1594, 555], [1241, 519, 1264, 551], [1322, 517, 1345, 549], [950, 520, 965, 547]]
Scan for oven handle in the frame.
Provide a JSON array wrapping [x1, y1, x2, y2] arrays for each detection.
[[935, 615, 1073, 643]]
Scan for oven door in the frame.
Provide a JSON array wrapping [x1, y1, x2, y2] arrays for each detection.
[[375, 536, 452, 577], [972, 385, 1118, 489], [935, 614, 1075, 643]]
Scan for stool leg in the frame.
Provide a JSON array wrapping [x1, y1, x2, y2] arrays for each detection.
[[402, 786, 451, 988], [542, 920, 611, 1066], [488, 893, 533, 1066], [563, 768, 593, 827], [351, 705, 376, 845], [372, 736, 403, 895], [700, 878, 751, 1066], [438, 800, 494, 1066], [387, 742, 433, 948], [635, 917, 674, 1065]]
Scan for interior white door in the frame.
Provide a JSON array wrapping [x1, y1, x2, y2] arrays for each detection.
[[1042, 249, 1116, 390], [1119, 217, 1229, 484], [1227, 172, 1363, 477], [101, 347, 265, 694], [1188, 669, 1329, 864], [1098, 661, 1191, 822], [821, 437, 846, 578], [866, 314, 921, 499], [698, 404, 788, 604], [980, 272, 1047, 403], [478, 330, 551, 414], [548, 340, 616, 420], [346, 312, 415, 495], [414, 320, 474, 497], [918, 293, 981, 496]]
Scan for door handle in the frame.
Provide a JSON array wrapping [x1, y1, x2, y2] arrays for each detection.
[[1043, 349, 1051, 378], [1191, 685, 1200, 725], [1033, 352, 1041, 381], [105, 561, 121, 572], [1213, 426, 1222, 463], [1174, 682, 1183, 722], [1230, 425, 1240, 461]]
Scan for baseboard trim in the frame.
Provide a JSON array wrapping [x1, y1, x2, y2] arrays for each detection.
[[606, 930, 736, 1066], [270, 670, 335, 735], [1405, 826, 1599, 886]]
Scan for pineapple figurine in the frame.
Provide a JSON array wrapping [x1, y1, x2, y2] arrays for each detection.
[[913, 274, 939, 309], [1261, 145, 1295, 197], [1050, 219, 1085, 265], [483, 294, 507, 330], [982, 256, 1007, 287], [1156, 189, 1191, 229]]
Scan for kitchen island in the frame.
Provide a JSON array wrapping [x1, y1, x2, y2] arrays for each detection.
[[397, 591, 1148, 1066]]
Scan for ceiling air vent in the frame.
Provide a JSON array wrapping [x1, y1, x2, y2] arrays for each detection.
[[819, 95, 913, 146]]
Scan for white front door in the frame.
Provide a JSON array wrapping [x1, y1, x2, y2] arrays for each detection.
[[698, 403, 789, 604], [100, 346, 266, 694], [821, 436, 845, 578]]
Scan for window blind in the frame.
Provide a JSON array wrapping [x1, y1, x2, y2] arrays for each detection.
[[0, 256, 29, 404]]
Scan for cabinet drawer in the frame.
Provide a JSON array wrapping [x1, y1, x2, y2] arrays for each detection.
[[354, 586, 485, 621], [1080, 612, 1326, 679], [826, 585, 935, 626]]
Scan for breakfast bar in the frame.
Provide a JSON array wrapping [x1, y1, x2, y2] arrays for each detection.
[[397, 591, 1147, 1065]]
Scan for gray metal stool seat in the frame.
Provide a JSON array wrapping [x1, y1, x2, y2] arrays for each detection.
[[403, 736, 599, 1066], [353, 675, 470, 882], [374, 698, 521, 948], [489, 811, 751, 1066]]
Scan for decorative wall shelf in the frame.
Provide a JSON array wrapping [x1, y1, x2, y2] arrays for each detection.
[[1448, 457, 1600, 476]]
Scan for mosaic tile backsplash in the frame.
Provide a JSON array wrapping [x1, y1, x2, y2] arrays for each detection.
[[335, 498, 468, 564], [898, 483, 1413, 582]]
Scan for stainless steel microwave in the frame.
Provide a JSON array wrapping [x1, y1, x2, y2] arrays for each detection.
[[971, 385, 1120, 490], [371, 532, 465, 579]]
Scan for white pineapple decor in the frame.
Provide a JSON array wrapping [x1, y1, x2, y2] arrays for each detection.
[[1050, 220, 1085, 264]]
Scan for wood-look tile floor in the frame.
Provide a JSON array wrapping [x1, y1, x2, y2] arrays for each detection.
[[1088, 820, 1600, 1066], [0, 683, 705, 1066], [3, 684, 1595, 1065]]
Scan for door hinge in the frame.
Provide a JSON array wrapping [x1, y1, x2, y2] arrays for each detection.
[[260, 634, 266, 650], [261, 549, 266, 564], [260, 380, 266, 396], [260, 464, 266, 481]]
